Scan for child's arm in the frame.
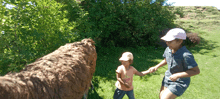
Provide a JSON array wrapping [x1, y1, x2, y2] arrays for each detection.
[[169, 66, 200, 82], [135, 70, 150, 76], [116, 73, 130, 88], [148, 58, 167, 73]]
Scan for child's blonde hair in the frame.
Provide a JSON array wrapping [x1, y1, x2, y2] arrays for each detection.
[[119, 59, 133, 65]]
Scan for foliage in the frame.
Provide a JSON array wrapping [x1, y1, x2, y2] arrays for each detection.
[[56, 0, 86, 23], [174, 7, 185, 18], [0, 0, 77, 75], [76, 0, 176, 47], [174, 6, 220, 20], [206, 6, 220, 15], [0, 0, 177, 75]]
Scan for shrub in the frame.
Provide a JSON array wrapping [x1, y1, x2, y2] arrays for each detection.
[[174, 7, 185, 18], [0, 0, 76, 75], [76, 0, 176, 47], [185, 33, 200, 48]]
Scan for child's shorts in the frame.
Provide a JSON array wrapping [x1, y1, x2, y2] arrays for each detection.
[[113, 88, 135, 99], [162, 76, 190, 96]]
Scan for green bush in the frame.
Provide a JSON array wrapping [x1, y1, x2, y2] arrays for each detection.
[[76, 0, 176, 47], [0, 0, 77, 75], [0, 0, 176, 75], [174, 7, 185, 18]]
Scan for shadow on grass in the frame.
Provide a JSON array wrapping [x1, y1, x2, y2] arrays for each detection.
[[95, 46, 165, 80], [88, 87, 103, 99], [88, 46, 165, 98], [189, 36, 219, 55]]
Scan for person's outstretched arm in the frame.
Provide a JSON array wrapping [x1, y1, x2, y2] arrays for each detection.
[[135, 70, 150, 76], [148, 58, 167, 73]]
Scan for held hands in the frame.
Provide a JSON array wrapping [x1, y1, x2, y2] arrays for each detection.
[[148, 67, 180, 82], [148, 66, 158, 73], [148, 66, 180, 82]]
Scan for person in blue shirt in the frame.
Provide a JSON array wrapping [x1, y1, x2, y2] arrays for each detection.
[[149, 28, 200, 99]]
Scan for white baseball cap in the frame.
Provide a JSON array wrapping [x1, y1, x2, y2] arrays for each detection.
[[119, 52, 133, 61], [161, 28, 186, 41]]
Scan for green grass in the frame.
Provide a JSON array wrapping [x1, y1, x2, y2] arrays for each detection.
[[176, 19, 220, 99], [88, 46, 167, 99], [88, 7, 220, 99]]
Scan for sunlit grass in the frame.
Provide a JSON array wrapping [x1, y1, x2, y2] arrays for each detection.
[[88, 7, 220, 99]]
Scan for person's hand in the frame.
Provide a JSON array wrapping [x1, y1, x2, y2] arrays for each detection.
[[124, 83, 130, 88], [148, 66, 158, 73], [169, 74, 179, 82]]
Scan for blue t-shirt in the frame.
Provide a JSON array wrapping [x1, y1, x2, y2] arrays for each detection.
[[163, 46, 198, 85]]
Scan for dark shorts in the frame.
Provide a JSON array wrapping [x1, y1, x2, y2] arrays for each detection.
[[162, 76, 189, 96]]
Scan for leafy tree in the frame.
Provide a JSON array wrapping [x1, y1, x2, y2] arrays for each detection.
[[76, 0, 176, 47], [0, 0, 76, 75], [0, 0, 177, 75]]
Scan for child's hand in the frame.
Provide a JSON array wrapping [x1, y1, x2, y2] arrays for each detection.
[[148, 66, 158, 73], [169, 74, 179, 82]]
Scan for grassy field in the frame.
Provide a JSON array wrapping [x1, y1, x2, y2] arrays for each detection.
[[88, 6, 220, 99]]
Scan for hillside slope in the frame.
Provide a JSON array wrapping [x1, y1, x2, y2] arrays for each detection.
[[172, 6, 220, 31]]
